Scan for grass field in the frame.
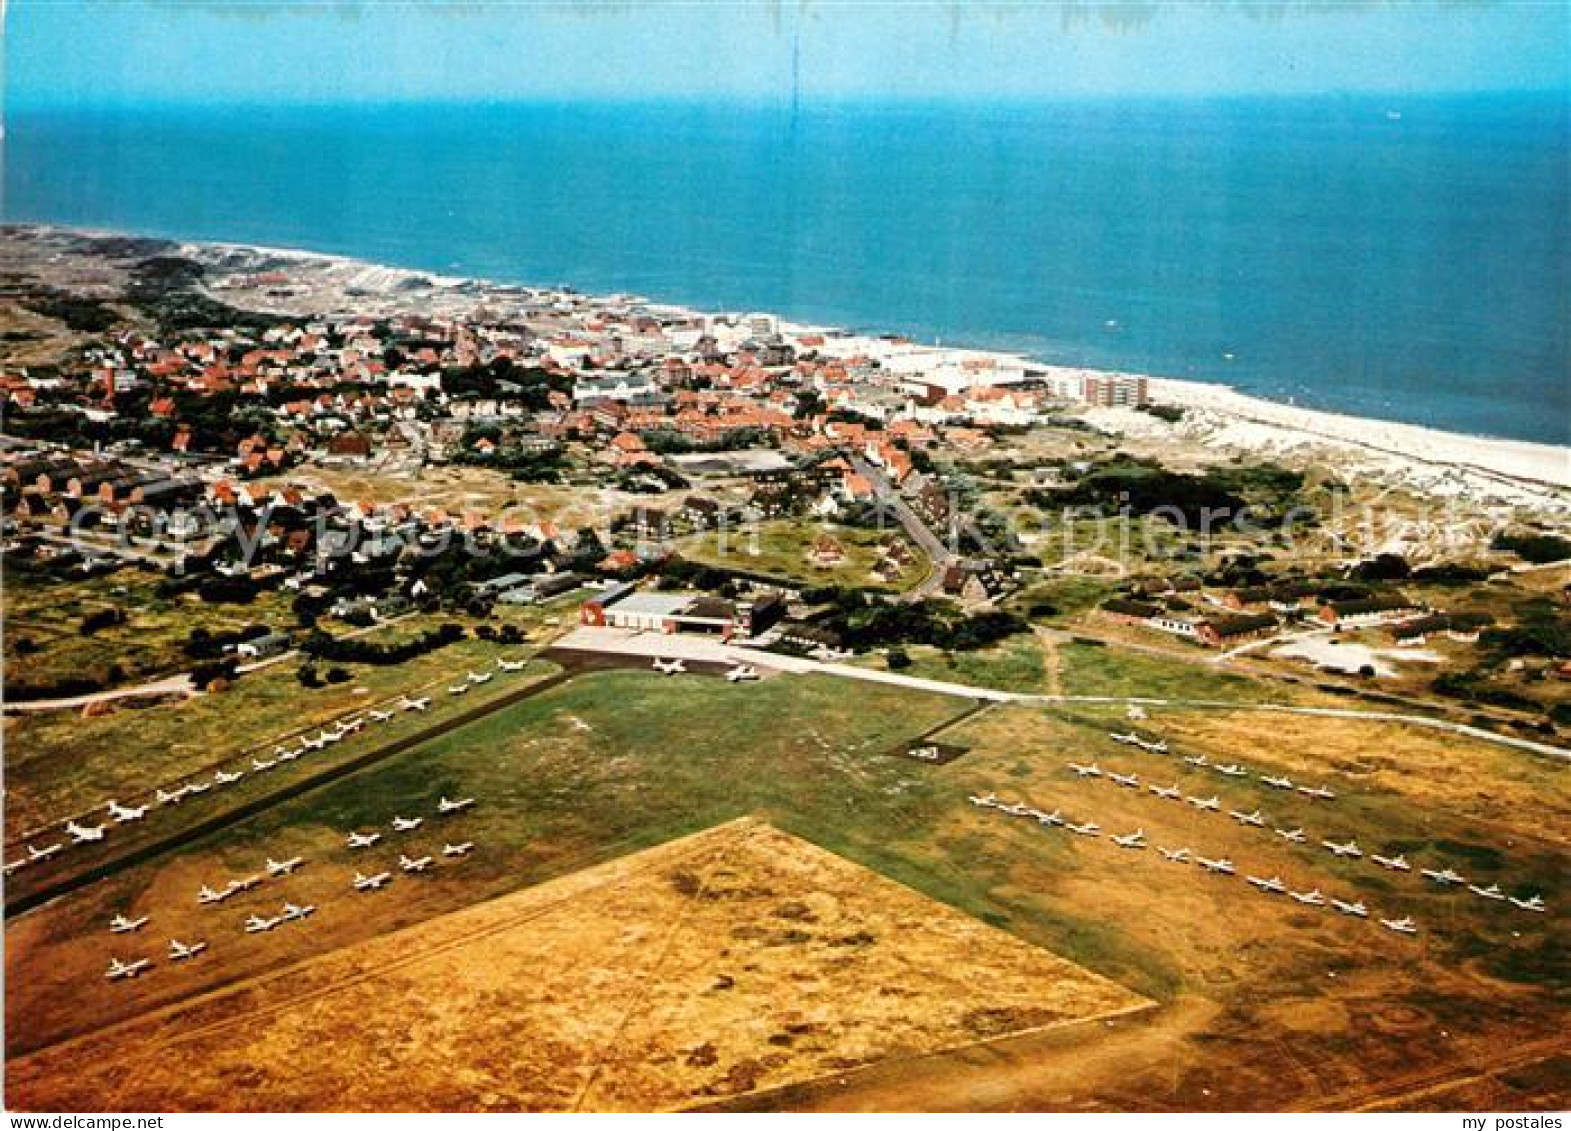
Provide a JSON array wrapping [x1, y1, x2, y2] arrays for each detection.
[[679, 520, 919, 591]]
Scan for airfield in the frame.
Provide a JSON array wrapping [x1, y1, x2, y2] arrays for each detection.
[[5, 657, 1568, 1110]]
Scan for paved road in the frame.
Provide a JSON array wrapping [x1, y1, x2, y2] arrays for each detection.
[[846, 453, 954, 600]]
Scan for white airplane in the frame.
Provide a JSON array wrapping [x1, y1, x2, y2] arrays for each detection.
[[1230, 809, 1266, 827], [443, 842, 475, 857], [1187, 795, 1221, 812], [197, 884, 231, 905], [437, 796, 476, 815], [1148, 782, 1183, 801], [1298, 784, 1337, 800], [1260, 774, 1295, 790], [1276, 827, 1307, 844], [1196, 856, 1235, 875], [401, 696, 430, 712], [346, 831, 382, 849], [1157, 846, 1191, 863], [105, 957, 151, 981], [399, 853, 434, 873], [1108, 771, 1140, 789], [368, 709, 394, 723], [467, 671, 493, 685], [109, 913, 149, 933], [1331, 898, 1369, 918], [391, 816, 423, 832], [185, 781, 212, 795], [1214, 763, 1248, 777], [1112, 830, 1147, 849], [1109, 732, 1141, 746], [168, 939, 208, 961], [300, 734, 327, 751], [66, 820, 107, 843], [273, 744, 294, 758], [1509, 894, 1546, 913], [1380, 916, 1418, 935], [266, 856, 304, 877], [1323, 839, 1363, 859], [317, 730, 342, 745], [1035, 809, 1065, 827], [448, 683, 470, 695], [106, 800, 149, 823], [1066, 821, 1100, 837], [1142, 738, 1169, 754], [213, 769, 244, 786], [226, 874, 263, 893], [498, 658, 528, 672], [280, 902, 315, 921], [725, 664, 759, 683], [1067, 761, 1102, 778], [967, 792, 999, 808], [1247, 875, 1287, 894], [276, 748, 301, 763], [156, 787, 187, 806], [1127, 703, 1147, 720], [1288, 888, 1326, 906], [1421, 867, 1466, 886], [1468, 883, 1507, 901], [2, 859, 25, 876], [1183, 754, 1209, 767], [1001, 802, 1034, 818], [335, 717, 365, 734], [353, 871, 392, 891], [252, 756, 278, 772], [652, 658, 686, 675], [1371, 853, 1411, 872], [27, 842, 64, 862], [244, 913, 281, 933]]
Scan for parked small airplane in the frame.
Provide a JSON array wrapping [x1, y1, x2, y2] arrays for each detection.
[[1288, 888, 1326, 906], [1196, 856, 1235, 875], [498, 658, 528, 672], [1331, 898, 1369, 918], [1247, 875, 1287, 894], [1148, 783, 1182, 801], [725, 664, 759, 682], [467, 671, 493, 685], [967, 792, 999, 808], [1275, 827, 1307, 844], [401, 696, 431, 711], [1066, 761, 1102, 778], [266, 856, 304, 877], [280, 902, 315, 921], [66, 820, 106, 843], [252, 756, 278, 772], [197, 884, 231, 905], [652, 658, 687, 675], [273, 745, 293, 758], [105, 957, 151, 981], [335, 717, 365, 734], [1111, 830, 1147, 849], [368, 709, 394, 723], [276, 748, 301, 762], [437, 796, 476, 814], [448, 684, 470, 696], [1187, 795, 1221, 811], [1230, 809, 1266, 827], [2, 859, 24, 876], [27, 842, 63, 862], [1260, 775, 1295, 790], [1371, 853, 1411, 872], [168, 939, 208, 961], [185, 781, 212, 795], [244, 914, 281, 933], [317, 730, 342, 745], [1322, 839, 1363, 859], [1108, 771, 1139, 789], [106, 800, 149, 823], [213, 769, 243, 786], [346, 831, 382, 849], [1109, 732, 1141, 746], [1182, 754, 1210, 767], [1214, 763, 1247, 777], [1509, 894, 1546, 913], [1157, 846, 1191, 863], [226, 874, 262, 893], [353, 871, 392, 891], [1468, 883, 1507, 901], [300, 734, 327, 751], [391, 816, 423, 832], [109, 913, 149, 934], [156, 787, 187, 806], [1035, 809, 1065, 827], [1298, 784, 1337, 800], [1065, 821, 1100, 837], [1380, 916, 1418, 935], [399, 853, 435, 873], [1421, 867, 1466, 886], [443, 842, 475, 857]]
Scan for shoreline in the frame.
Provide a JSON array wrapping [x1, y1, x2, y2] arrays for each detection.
[[14, 222, 1570, 499]]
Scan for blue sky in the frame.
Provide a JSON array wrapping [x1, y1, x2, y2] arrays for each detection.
[[8, 1, 1569, 108]]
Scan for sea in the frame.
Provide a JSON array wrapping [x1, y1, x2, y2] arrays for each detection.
[[4, 95, 1567, 445]]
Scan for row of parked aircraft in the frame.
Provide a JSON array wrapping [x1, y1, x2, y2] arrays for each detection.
[[105, 937, 212, 980], [1105, 732, 1339, 800], [244, 901, 317, 933], [345, 797, 476, 848], [971, 789, 1423, 936], [448, 656, 529, 695], [352, 842, 475, 893]]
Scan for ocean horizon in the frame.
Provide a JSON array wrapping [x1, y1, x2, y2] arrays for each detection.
[[5, 95, 1567, 445]]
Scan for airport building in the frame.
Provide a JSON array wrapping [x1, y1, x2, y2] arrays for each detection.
[[579, 585, 783, 640]]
